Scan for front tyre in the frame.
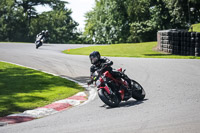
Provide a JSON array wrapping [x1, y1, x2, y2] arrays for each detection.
[[98, 89, 120, 107], [131, 80, 145, 100]]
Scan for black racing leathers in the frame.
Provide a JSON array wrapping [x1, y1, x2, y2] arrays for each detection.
[[89, 57, 132, 89], [36, 32, 49, 43], [90, 57, 113, 76]]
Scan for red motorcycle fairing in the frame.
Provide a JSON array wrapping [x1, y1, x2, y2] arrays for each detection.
[[104, 71, 119, 83], [105, 71, 128, 87], [99, 77, 104, 83], [117, 68, 122, 72], [123, 80, 129, 88], [99, 86, 111, 94], [104, 71, 113, 79], [102, 70, 127, 100]]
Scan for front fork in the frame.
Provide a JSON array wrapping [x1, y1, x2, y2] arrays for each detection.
[[99, 83, 124, 101], [99, 83, 112, 95]]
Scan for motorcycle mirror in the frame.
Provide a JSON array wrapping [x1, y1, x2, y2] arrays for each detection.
[[123, 69, 126, 73]]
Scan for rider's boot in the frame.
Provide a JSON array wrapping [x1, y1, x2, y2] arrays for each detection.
[[122, 74, 132, 91], [115, 71, 132, 92]]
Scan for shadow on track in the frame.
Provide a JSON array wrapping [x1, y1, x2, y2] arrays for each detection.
[[71, 76, 91, 84], [100, 99, 148, 109]]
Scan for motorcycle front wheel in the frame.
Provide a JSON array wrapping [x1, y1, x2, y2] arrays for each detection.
[[36, 42, 42, 49], [98, 89, 121, 107], [131, 80, 146, 100]]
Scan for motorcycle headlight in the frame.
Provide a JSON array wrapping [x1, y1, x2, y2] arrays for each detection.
[[102, 76, 107, 82], [96, 80, 101, 87]]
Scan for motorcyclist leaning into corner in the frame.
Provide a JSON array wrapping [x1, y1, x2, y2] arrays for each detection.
[[88, 51, 133, 92], [36, 30, 49, 43]]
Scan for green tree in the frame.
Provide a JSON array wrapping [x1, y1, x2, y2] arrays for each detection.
[[30, 2, 79, 43], [0, 0, 27, 41], [84, 0, 200, 44], [0, 0, 80, 43], [127, 0, 173, 42], [15, 0, 68, 39], [164, 0, 200, 28], [84, 0, 129, 44]]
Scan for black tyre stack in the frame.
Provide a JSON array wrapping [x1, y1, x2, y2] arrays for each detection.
[[171, 31, 179, 55], [190, 32, 195, 56], [157, 29, 200, 56], [195, 32, 200, 56]]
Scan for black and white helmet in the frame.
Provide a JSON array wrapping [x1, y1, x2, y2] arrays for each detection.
[[41, 30, 45, 34], [89, 51, 101, 65], [45, 30, 48, 34]]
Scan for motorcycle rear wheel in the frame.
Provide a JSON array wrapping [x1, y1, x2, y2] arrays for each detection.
[[98, 89, 121, 107], [131, 80, 145, 100]]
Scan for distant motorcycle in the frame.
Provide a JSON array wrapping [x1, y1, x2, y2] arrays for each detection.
[[88, 65, 146, 107], [35, 35, 45, 49]]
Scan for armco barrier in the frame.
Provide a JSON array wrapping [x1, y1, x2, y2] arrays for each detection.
[[157, 29, 200, 56]]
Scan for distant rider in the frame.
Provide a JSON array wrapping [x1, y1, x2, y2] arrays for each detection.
[[88, 51, 132, 90], [36, 30, 49, 43]]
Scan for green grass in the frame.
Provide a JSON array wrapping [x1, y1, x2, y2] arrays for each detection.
[[0, 61, 85, 117], [190, 23, 200, 32], [63, 42, 200, 59]]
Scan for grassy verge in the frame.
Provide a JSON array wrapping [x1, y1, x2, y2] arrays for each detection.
[[0, 61, 84, 117], [63, 42, 200, 59], [190, 23, 200, 32]]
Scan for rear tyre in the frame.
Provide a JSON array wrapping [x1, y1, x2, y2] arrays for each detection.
[[35, 41, 40, 49], [98, 89, 120, 107], [131, 80, 145, 100], [37, 42, 43, 49]]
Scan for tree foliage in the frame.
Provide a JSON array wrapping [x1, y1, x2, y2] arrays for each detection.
[[0, 0, 79, 43], [29, 1, 79, 43], [0, 0, 26, 41], [1, 0, 200, 44], [84, 0, 129, 44], [84, 0, 200, 44]]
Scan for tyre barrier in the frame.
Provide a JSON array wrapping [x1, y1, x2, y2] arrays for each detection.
[[157, 29, 200, 56]]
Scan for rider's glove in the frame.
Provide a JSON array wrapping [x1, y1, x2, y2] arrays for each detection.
[[101, 63, 107, 68]]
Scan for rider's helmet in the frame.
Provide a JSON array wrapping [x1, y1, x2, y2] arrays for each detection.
[[41, 30, 45, 35], [45, 30, 49, 35], [89, 51, 101, 65]]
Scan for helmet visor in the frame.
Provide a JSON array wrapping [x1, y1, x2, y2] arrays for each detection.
[[91, 56, 99, 64]]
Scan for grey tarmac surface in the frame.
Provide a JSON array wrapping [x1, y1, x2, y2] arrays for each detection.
[[0, 43, 200, 133]]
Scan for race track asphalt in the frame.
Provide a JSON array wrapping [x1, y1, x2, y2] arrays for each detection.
[[0, 43, 200, 133]]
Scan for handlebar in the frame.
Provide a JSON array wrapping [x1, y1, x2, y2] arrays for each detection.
[[98, 64, 107, 73], [87, 64, 108, 85]]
